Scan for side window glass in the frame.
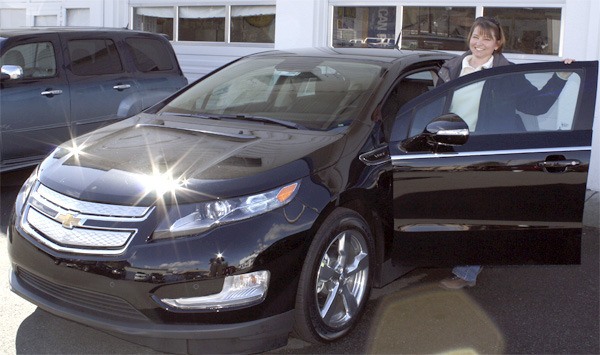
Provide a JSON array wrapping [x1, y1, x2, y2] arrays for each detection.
[[518, 72, 580, 131], [68, 39, 123, 76], [408, 96, 446, 137], [448, 70, 582, 135], [1, 42, 56, 79], [382, 70, 437, 138], [125, 38, 174, 72]]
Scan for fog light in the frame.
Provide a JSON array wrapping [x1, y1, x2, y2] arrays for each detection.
[[161, 271, 270, 310]]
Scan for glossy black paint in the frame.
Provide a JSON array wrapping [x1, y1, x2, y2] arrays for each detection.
[[389, 61, 598, 267]]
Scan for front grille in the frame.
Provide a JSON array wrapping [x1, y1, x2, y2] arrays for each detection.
[[22, 183, 153, 255], [27, 208, 132, 248], [17, 267, 148, 322]]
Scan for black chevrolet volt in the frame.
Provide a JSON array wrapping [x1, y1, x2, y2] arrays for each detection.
[[7, 47, 598, 354]]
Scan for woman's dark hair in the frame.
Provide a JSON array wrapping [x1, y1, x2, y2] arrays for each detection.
[[467, 16, 506, 53]]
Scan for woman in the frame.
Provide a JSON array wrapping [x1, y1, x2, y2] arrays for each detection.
[[438, 16, 573, 290]]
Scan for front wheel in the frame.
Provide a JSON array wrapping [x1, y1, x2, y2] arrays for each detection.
[[293, 208, 374, 343]]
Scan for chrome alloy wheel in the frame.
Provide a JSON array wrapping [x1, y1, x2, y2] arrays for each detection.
[[315, 230, 369, 328]]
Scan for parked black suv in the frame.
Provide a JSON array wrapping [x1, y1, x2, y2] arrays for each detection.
[[7, 47, 598, 354], [0, 27, 188, 173]]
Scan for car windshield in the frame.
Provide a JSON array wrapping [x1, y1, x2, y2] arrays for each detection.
[[158, 56, 384, 131]]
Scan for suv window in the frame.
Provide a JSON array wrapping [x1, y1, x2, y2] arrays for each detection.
[[68, 39, 123, 76], [125, 37, 174, 72], [0, 42, 56, 79]]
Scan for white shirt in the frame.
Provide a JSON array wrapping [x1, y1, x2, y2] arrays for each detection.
[[450, 55, 494, 131]]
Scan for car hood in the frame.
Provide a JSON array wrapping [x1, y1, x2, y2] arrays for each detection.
[[38, 114, 347, 205]]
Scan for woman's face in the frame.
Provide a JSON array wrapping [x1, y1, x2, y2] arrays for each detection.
[[469, 26, 499, 61]]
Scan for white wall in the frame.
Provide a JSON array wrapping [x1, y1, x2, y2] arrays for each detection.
[[275, 0, 318, 48], [558, 0, 600, 190], [575, 0, 600, 190]]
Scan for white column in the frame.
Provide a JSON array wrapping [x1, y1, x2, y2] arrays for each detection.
[[274, 0, 319, 49]]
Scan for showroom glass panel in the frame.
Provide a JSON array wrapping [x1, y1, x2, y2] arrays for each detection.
[[132, 7, 174, 39], [484, 7, 562, 55], [401, 7, 474, 51], [66, 8, 90, 26], [34, 15, 57, 26], [231, 6, 275, 43], [178, 6, 225, 42], [332, 6, 396, 48]]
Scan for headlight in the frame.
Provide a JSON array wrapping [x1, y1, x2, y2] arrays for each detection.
[[153, 181, 300, 240]]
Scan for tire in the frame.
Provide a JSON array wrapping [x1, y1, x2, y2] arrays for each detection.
[[293, 207, 374, 343]]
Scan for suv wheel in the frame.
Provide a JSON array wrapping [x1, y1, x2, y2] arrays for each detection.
[[293, 207, 374, 343]]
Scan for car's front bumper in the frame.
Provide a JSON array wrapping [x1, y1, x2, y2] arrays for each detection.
[[9, 265, 293, 354]]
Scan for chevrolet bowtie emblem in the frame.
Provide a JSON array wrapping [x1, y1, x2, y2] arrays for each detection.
[[56, 213, 82, 229]]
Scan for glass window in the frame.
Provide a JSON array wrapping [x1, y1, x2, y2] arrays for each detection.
[[34, 15, 57, 26], [0, 9, 26, 28], [448, 70, 579, 135], [484, 8, 562, 55], [131, 5, 276, 44], [401, 7, 474, 51], [66, 8, 90, 26], [132, 7, 174, 39], [125, 38, 174, 72], [179, 6, 226, 42], [68, 39, 123, 76], [159, 57, 384, 131], [231, 6, 275, 43], [332, 6, 396, 48], [407, 69, 580, 137], [1, 42, 56, 79]]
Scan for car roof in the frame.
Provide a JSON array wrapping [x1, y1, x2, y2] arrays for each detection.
[[247, 47, 455, 65], [0, 27, 157, 38]]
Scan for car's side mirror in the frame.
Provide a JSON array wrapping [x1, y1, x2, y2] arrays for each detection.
[[424, 113, 469, 146], [1, 64, 24, 81], [401, 113, 469, 152]]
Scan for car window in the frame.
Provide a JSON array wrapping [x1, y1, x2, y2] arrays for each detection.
[[159, 57, 383, 130], [125, 37, 174, 72], [381, 70, 437, 139], [408, 69, 583, 137], [68, 39, 123, 76], [0, 42, 56, 79]]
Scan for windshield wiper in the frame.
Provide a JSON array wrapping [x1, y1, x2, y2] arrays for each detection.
[[159, 112, 221, 120], [160, 112, 306, 130], [218, 114, 306, 130]]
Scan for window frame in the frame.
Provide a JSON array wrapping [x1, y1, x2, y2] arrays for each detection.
[[327, 2, 567, 59], [129, 2, 276, 46]]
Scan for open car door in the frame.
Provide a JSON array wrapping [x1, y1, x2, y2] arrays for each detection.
[[389, 60, 598, 266]]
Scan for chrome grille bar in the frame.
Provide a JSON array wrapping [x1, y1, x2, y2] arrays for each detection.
[[36, 184, 150, 217], [21, 183, 153, 255]]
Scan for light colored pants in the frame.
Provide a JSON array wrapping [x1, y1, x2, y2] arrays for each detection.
[[452, 265, 482, 283]]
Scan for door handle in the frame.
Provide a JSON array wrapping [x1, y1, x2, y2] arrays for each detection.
[[41, 89, 63, 97], [113, 84, 131, 91], [538, 157, 581, 173]]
